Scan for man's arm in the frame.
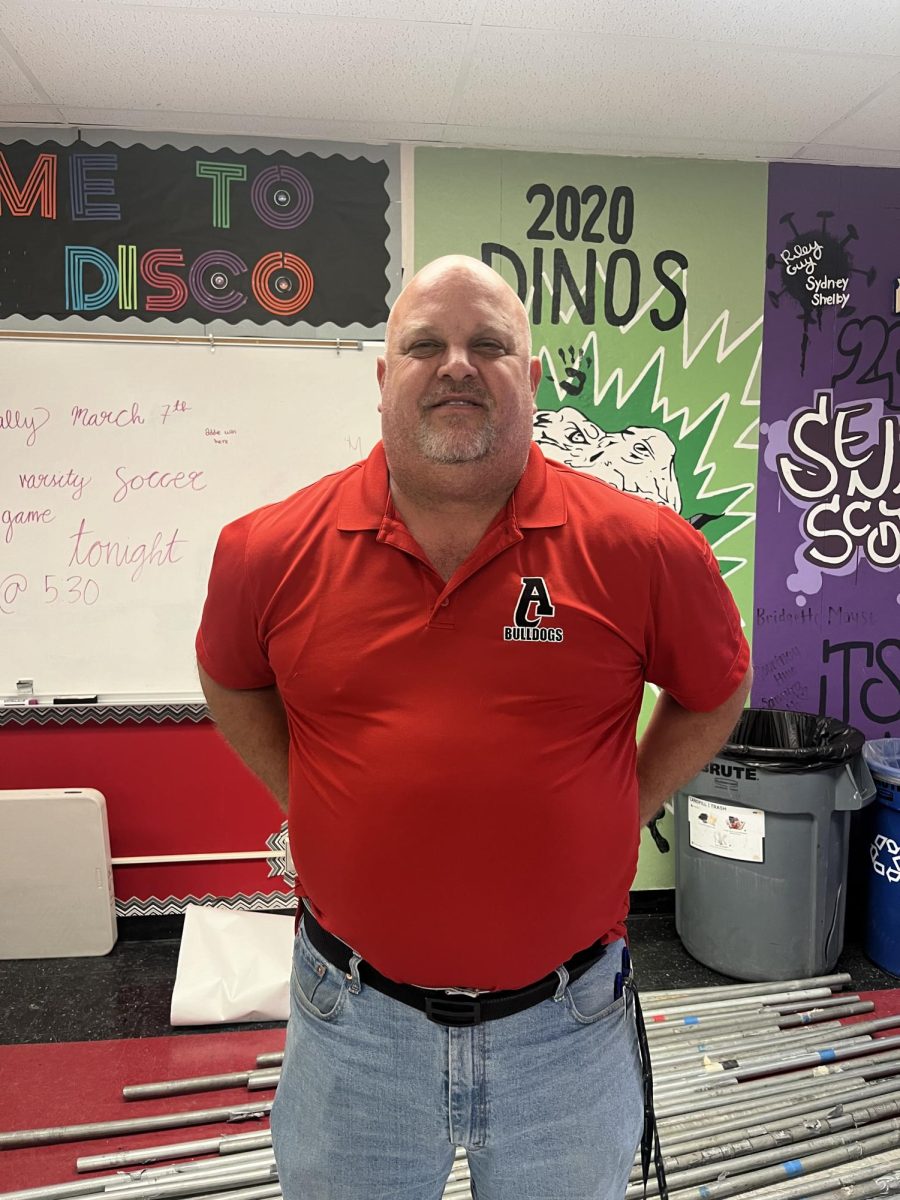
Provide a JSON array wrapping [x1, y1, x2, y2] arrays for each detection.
[[198, 663, 290, 812], [636, 665, 753, 827]]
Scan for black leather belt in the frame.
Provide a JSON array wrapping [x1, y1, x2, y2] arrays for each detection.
[[301, 906, 607, 1027]]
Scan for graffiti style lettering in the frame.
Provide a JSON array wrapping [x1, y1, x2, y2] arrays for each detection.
[[651, 251, 688, 332], [483, 182, 686, 328], [776, 391, 900, 570], [781, 240, 823, 275], [195, 161, 247, 230], [483, 241, 687, 330], [68, 154, 120, 221], [525, 183, 635, 245], [0, 151, 56, 218], [552, 249, 597, 325], [833, 317, 900, 412], [603, 249, 640, 326], [819, 638, 900, 727]]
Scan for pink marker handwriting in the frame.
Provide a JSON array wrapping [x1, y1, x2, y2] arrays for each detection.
[[18, 469, 91, 501], [67, 519, 186, 582], [71, 402, 145, 428], [112, 466, 206, 504], [1, 407, 50, 448], [2, 507, 55, 544]]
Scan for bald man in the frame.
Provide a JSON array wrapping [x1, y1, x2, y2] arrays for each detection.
[[197, 256, 751, 1200]]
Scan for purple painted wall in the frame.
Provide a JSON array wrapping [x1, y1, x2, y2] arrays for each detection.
[[753, 162, 900, 736]]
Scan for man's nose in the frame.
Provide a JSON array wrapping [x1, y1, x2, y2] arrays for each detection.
[[436, 344, 477, 381]]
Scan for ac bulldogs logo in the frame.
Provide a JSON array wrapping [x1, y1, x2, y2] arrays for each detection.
[[504, 577, 565, 642]]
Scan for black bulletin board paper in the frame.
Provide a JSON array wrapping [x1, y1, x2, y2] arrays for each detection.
[[0, 133, 397, 334]]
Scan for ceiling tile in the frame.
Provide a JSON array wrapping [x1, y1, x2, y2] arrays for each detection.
[[40, 0, 479, 20], [0, 39, 49, 105], [2, 3, 469, 122], [49, 1, 340, 12], [330, 0, 479, 18], [808, 75, 900, 152], [481, 0, 900, 57], [449, 26, 899, 144]]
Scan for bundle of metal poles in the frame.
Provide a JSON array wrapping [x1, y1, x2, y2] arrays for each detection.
[[1, 974, 898, 1200]]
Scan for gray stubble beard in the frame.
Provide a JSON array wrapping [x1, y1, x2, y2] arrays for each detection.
[[416, 412, 497, 465]]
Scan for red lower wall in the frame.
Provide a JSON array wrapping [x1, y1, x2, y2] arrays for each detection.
[[0, 719, 292, 914]]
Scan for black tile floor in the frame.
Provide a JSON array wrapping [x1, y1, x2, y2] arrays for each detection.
[[0, 910, 896, 1045]]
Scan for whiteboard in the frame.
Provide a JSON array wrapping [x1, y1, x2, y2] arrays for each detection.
[[1, 337, 383, 700]]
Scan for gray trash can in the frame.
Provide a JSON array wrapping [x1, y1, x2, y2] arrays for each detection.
[[673, 710, 875, 981]]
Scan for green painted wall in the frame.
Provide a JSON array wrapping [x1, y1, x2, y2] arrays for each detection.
[[415, 148, 768, 888]]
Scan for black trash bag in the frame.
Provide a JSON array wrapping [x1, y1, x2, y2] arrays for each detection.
[[720, 708, 865, 774]]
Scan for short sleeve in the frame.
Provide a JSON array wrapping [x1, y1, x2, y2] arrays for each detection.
[[645, 506, 750, 712], [195, 515, 276, 690]]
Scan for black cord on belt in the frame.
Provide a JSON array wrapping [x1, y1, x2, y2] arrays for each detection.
[[630, 980, 668, 1200]]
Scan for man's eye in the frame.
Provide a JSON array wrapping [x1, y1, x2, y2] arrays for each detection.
[[408, 341, 440, 354], [475, 341, 505, 354]]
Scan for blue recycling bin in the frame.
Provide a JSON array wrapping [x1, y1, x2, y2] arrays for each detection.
[[863, 739, 900, 977]]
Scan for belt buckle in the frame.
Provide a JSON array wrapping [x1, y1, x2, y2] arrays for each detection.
[[424, 995, 482, 1026]]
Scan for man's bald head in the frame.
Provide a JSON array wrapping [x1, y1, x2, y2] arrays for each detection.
[[386, 255, 532, 357]]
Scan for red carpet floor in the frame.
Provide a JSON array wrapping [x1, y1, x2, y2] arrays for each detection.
[[0, 1029, 283, 1192], [1, 993, 899, 1193]]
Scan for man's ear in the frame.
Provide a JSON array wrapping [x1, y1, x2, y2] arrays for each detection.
[[376, 357, 386, 412], [529, 356, 542, 396]]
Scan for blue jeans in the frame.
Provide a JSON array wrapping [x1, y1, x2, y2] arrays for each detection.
[[271, 917, 644, 1200]]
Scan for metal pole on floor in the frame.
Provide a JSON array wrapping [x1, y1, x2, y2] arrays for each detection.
[[0, 1100, 273, 1151], [77, 1132, 273, 1173], [643, 976, 853, 1005]]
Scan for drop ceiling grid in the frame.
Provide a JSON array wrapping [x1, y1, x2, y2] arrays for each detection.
[[479, 0, 900, 57], [0, 0, 897, 165], [446, 25, 900, 145], [0, 3, 472, 123]]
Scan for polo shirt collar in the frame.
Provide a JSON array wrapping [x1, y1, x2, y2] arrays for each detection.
[[336, 440, 566, 531]]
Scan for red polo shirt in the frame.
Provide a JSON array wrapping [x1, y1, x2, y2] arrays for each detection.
[[197, 442, 749, 990]]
